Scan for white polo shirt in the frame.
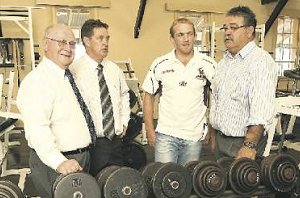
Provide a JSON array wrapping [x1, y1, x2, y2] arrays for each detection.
[[142, 50, 216, 141]]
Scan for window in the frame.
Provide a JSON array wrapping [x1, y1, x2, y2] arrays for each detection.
[[56, 8, 90, 59], [176, 13, 213, 57], [275, 16, 300, 76]]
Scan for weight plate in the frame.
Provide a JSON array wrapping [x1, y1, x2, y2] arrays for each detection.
[[141, 162, 163, 198], [216, 157, 234, 173], [103, 167, 148, 198], [228, 158, 260, 196], [153, 162, 192, 198], [53, 172, 101, 198], [96, 165, 120, 196], [0, 181, 21, 198], [184, 161, 199, 175], [192, 160, 227, 198], [0, 180, 23, 198], [0, 188, 14, 198], [262, 154, 298, 192], [260, 154, 273, 186]]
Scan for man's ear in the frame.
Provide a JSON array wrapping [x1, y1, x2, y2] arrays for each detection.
[[83, 37, 90, 47], [247, 26, 255, 38], [169, 35, 175, 45], [44, 40, 49, 52]]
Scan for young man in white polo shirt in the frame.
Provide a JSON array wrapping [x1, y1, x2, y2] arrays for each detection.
[[142, 18, 216, 165]]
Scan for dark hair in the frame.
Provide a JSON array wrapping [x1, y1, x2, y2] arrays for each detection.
[[169, 18, 195, 38], [227, 6, 257, 37], [81, 19, 109, 43]]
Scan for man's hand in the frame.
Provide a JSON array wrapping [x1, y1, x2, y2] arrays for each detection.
[[236, 125, 264, 160], [147, 129, 156, 147], [204, 124, 216, 152], [236, 146, 257, 160], [56, 159, 83, 175], [120, 125, 127, 138], [143, 92, 156, 147]]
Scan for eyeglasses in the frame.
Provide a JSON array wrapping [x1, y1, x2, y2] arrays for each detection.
[[220, 25, 247, 31], [46, 37, 76, 49]]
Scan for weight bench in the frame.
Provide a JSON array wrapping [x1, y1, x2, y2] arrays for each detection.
[[0, 117, 18, 164], [0, 118, 17, 132], [0, 114, 30, 193], [284, 69, 300, 96], [263, 96, 300, 171], [114, 59, 147, 145], [263, 69, 300, 160]]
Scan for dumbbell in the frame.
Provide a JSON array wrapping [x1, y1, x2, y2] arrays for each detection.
[[0, 180, 23, 198], [185, 160, 227, 198], [141, 162, 192, 198], [217, 157, 261, 196], [96, 165, 148, 198], [52, 172, 101, 198], [260, 153, 298, 192]]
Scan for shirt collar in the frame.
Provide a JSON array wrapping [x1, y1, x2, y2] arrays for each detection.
[[43, 57, 66, 79], [170, 49, 201, 65], [239, 41, 256, 58], [225, 41, 256, 59], [170, 49, 177, 61], [83, 53, 106, 70]]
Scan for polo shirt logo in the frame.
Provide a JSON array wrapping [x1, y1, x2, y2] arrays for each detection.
[[179, 81, 187, 86], [162, 69, 175, 74], [196, 68, 206, 80]]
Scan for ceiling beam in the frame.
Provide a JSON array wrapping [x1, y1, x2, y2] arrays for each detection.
[[264, 0, 288, 37], [261, 0, 278, 5], [134, 0, 147, 39], [0, 22, 2, 37]]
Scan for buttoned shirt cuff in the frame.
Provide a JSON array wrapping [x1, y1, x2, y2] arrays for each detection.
[[121, 117, 130, 128]]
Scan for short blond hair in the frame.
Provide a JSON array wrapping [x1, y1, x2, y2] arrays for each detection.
[[169, 18, 195, 37]]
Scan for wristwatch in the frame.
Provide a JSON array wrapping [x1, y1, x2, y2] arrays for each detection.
[[243, 141, 257, 149]]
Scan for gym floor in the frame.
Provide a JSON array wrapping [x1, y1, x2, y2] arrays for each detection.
[[1, 118, 300, 197]]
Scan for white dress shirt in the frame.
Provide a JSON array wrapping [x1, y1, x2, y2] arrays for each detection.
[[70, 53, 130, 137], [17, 57, 92, 170], [210, 41, 278, 136], [142, 50, 216, 141]]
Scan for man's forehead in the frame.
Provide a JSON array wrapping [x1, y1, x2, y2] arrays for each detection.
[[55, 31, 75, 40], [224, 15, 244, 24], [174, 30, 194, 34], [173, 24, 194, 33], [174, 22, 193, 27], [92, 28, 109, 36]]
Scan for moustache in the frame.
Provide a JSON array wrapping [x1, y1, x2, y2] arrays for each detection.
[[224, 37, 233, 42]]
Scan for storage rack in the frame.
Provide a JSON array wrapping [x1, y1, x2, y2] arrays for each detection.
[[0, 6, 44, 70]]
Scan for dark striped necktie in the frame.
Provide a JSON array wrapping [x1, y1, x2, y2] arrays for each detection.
[[97, 64, 115, 140], [65, 69, 97, 144]]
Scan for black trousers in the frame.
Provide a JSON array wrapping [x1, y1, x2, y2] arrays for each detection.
[[215, 130, 268, 159], [29, 149, 90, 198], [89, 137, 124, 176]]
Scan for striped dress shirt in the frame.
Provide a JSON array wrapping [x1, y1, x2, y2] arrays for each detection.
[[210, 41, 278, 137]]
